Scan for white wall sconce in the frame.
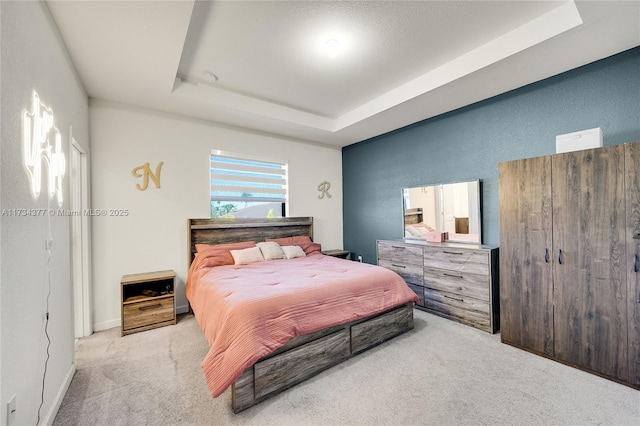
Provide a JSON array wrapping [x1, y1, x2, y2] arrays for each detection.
[[22, 91, 66, 206]]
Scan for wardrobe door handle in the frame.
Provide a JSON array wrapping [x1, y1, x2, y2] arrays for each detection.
[[634, 254, 639, 273], [558, 249, 564, 265], [545, 248, 550, 263]]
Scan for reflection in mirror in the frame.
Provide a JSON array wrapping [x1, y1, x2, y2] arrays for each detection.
[[403, 180, 481, 243]]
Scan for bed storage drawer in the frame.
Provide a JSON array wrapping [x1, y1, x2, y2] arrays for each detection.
[[351, 304, 414, 354], [254, 329, 350, 400]]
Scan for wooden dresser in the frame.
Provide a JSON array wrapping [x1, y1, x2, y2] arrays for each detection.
[[377, 240, 499, 333]]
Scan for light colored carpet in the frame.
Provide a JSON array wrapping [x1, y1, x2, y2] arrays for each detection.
[[54, 310, 640, 426]]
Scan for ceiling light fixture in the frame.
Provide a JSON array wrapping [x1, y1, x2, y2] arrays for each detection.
[[203, 71, 218, 83], [326, 39, 340, 49], [324, 38, 341, 58]]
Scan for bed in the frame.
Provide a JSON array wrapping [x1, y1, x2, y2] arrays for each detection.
[[186, 217, 419, 413], [405, 221, 480, 242]]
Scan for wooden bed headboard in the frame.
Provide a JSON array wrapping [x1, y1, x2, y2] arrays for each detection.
[[187, 217, 314, 267], [404, 208, 423, 225]]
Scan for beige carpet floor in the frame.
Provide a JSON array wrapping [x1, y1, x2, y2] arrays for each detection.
[[54, 309, 640, 426]]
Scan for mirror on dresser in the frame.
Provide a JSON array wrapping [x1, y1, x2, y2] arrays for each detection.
[[402, 179, 481, 244]]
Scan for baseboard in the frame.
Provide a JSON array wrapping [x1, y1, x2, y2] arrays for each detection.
[[176, 304, 189, 314], [93, 318, 120, 332], [42, 363, 75, 425]]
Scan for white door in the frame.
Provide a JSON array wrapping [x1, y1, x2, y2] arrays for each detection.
[[71, 133, 92, 338]]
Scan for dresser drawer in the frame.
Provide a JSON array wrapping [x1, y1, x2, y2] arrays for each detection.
[[423, 246, 489, 275], [377, 240, 498, 333], [377, 241, 423, 265], [423, 266, 490, 301], [406, 283, 425, 306], [379, 260, 424, 285], [423, 288, 491, 331], [123, 296, 175, 331]]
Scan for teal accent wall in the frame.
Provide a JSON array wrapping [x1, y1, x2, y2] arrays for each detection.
[[342, 46, 640, 264]]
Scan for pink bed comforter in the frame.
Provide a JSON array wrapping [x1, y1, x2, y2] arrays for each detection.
[[186, 252, 419, 397]]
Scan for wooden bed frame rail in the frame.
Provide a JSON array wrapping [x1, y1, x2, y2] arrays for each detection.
[[232, 302, 414, 412]]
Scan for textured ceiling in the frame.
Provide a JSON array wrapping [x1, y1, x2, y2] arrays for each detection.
[[46, 0, 640, 147]]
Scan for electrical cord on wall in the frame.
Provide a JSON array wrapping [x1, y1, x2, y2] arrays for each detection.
[[36, 198, 53, 426], [36, 280, 51, 426]]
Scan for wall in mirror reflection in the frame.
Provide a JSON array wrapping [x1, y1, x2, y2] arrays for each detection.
[[403, 180, 481, 244]]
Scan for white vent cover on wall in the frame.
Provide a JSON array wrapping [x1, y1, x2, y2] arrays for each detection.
[[556, 127, 603, 154]]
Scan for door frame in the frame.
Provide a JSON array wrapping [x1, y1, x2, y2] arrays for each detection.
[[70, 126, 92, 338]]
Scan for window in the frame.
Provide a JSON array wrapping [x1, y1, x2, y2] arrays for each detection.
[[210, 150, 288, 218]]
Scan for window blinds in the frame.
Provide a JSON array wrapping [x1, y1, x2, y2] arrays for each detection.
[[210, 152, 288, 203]]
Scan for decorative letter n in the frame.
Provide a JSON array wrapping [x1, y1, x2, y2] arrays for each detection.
[[132, 161, 164, 191]]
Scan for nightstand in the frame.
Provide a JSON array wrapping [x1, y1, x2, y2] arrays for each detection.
[[121, 269, 176, 336], [322, 249, 350, 260]]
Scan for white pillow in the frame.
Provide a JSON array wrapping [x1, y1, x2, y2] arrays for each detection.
[[256, 241, 286, 260], [405, 226, 421, 237], [230, 246, 265, 265], [281, 245, 306, 259]]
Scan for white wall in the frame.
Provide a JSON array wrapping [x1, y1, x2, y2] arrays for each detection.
[[0, 2, 90, 425], [90, 101, 343, 330]]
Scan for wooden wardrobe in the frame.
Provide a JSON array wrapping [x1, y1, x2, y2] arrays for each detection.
[[499, 141, 640, 388]]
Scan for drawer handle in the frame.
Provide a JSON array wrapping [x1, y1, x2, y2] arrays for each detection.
[[443, 251, 463, 255], [139, 303, 162, 311], [635, 253, 639, 273], [443, 273, 463, 279], [391, 246, 406, 249], [391, 264, 406, 268], [444, 294, 464, 302], [545, 248, 550, 263], [558, 249, 564, 265]]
